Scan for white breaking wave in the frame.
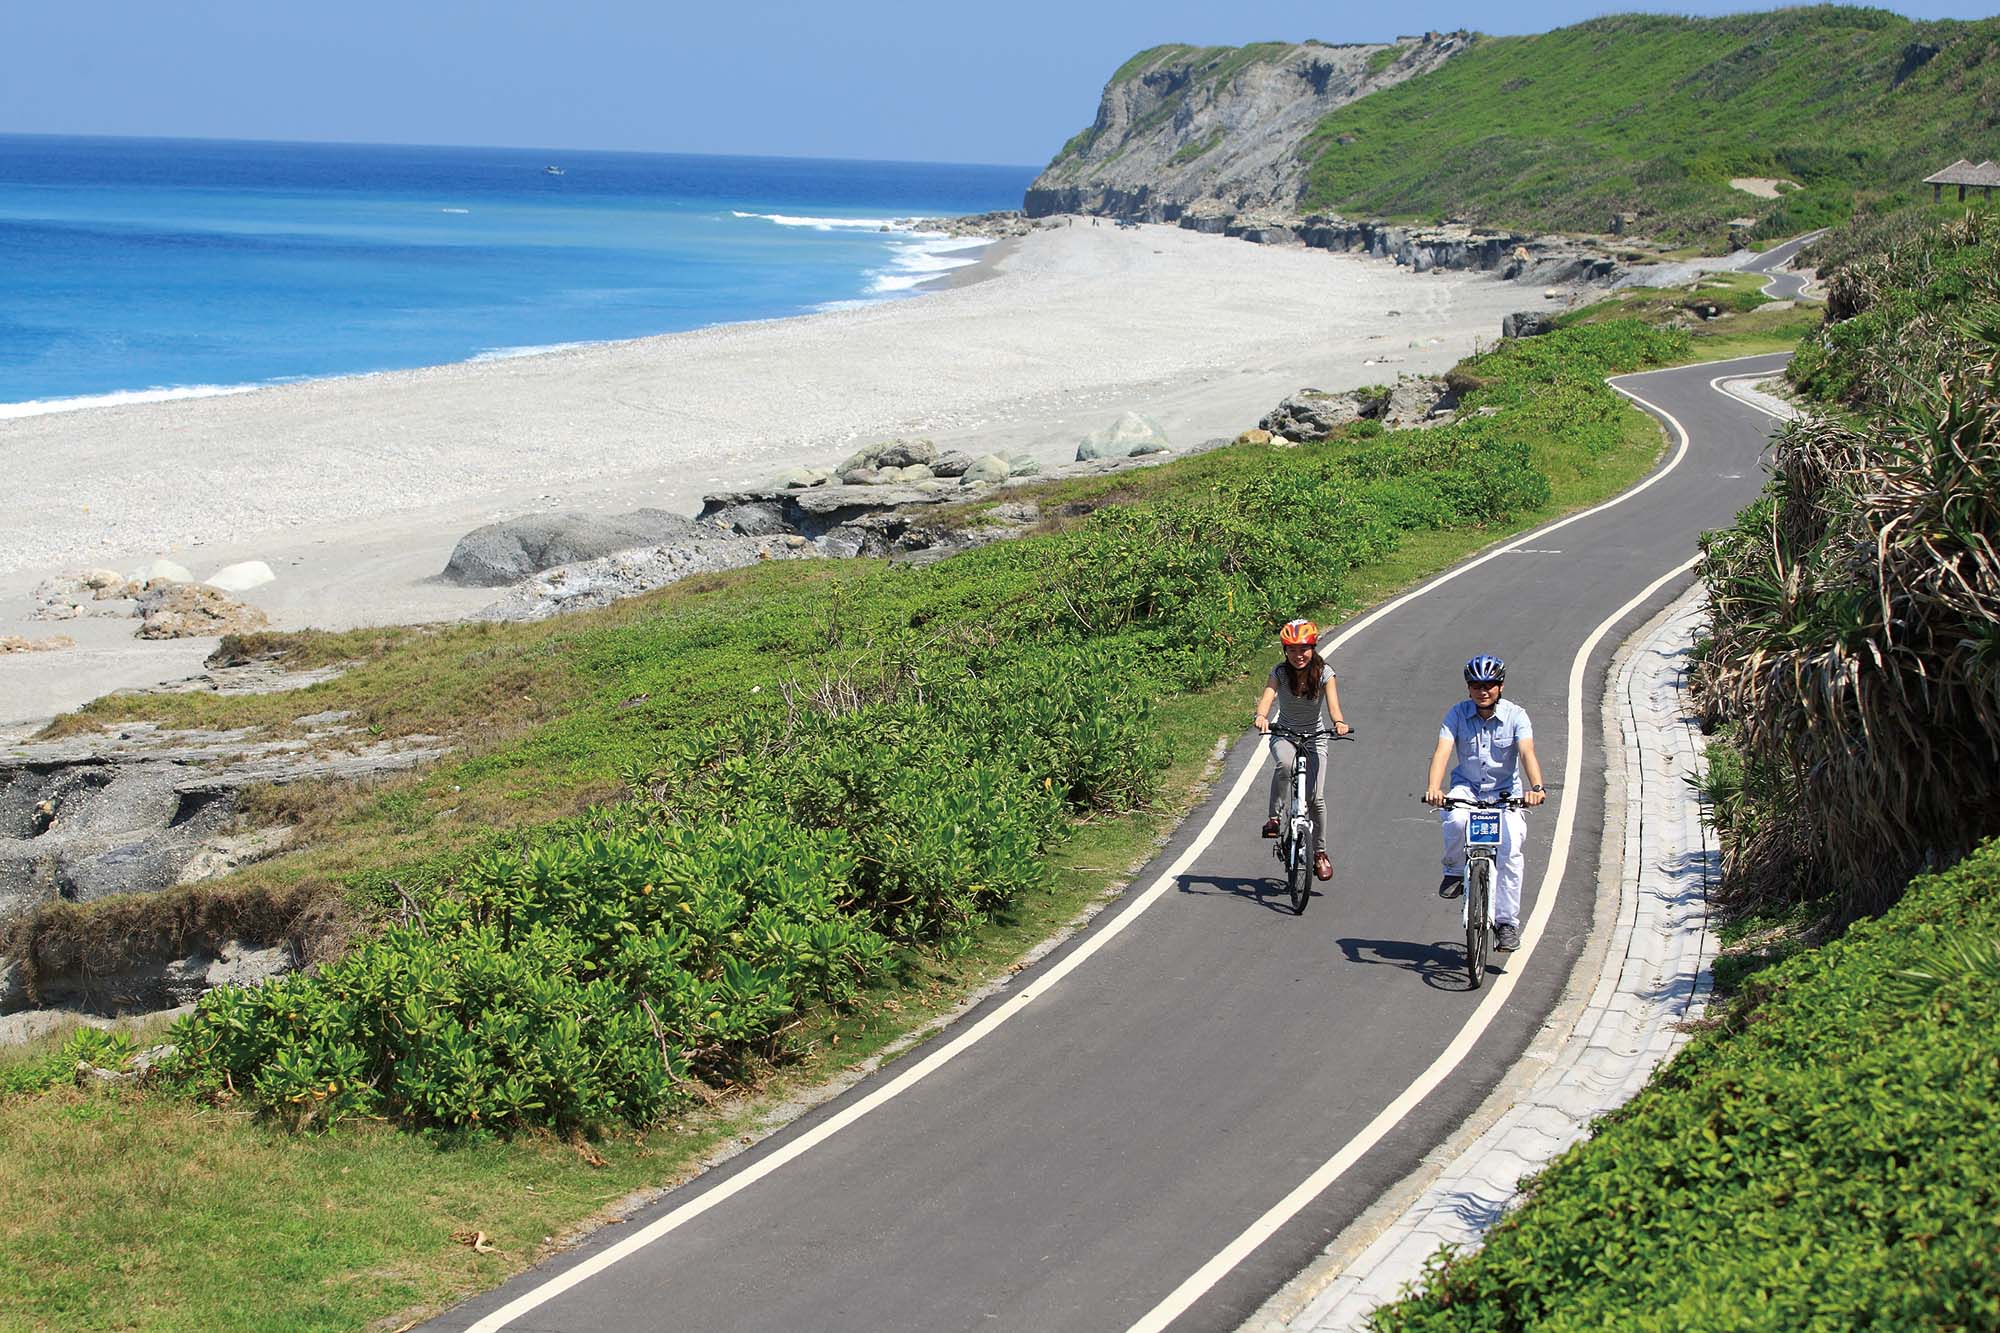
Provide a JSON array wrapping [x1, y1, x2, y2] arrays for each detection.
[[468, 340, 603, 362], [440, 207, 471, 214], [731, 211, 904, 232], [866, 235, 994, 294], [0, 383, 260, 420], [731, 209, 998, 299]]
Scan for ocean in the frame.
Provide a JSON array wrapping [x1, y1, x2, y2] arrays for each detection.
[[0, 135, 1035, 416]]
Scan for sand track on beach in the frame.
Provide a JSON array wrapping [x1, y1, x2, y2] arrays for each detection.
[[1, 222, 1532, 725]]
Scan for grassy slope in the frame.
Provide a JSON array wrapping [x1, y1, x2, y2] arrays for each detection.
[[0, 285, 1804, 1329], [1298, 8, 2000, 242], [1371, 841, 2000, 1331]]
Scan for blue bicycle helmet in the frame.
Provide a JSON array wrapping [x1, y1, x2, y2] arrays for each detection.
[[1464, 654, 1506, 684]]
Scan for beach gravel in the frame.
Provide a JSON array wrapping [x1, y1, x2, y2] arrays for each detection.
[[1, 222, 1536, 725]]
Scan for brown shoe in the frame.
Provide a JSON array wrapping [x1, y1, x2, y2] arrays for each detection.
[[1261, 817, 1280, 838], [1314, 851, 1332, 882]]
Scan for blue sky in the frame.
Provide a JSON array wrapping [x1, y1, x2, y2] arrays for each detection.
[[4, 1, 1992, 166]]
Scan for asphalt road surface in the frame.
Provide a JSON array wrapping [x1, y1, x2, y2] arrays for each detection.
[[1745, 231, 1818, 300], [431, 350, 1794, 1333]]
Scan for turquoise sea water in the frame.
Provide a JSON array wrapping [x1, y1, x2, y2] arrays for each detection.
[[0, 135, 1035, 414]]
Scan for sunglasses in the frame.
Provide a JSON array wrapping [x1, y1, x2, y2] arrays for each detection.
[[1467, 680, 1501, 689]]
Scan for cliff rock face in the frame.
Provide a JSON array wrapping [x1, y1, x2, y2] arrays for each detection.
[[1026, 35, 1471, 220]]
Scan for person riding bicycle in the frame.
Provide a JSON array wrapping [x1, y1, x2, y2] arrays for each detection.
[[1422, 654, 1546, 952], [1255, 618, 1351, 882]]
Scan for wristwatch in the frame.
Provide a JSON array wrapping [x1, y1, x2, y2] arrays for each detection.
[[1530, 784, 1546, 793]]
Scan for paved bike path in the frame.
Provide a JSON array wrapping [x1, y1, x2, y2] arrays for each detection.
[[430, 352, 1791, 1333]]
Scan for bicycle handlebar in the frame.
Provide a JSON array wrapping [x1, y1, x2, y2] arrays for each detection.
[[1426, 794, 1532, 810], [1264, 724, 1356, 741]]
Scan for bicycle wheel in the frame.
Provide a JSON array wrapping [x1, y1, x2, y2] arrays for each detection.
[[1287, 828, 1311, 915], [1465, 859, 1491, 988]]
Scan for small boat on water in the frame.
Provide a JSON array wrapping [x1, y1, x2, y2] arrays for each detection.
[[544, 165, 564, 176]]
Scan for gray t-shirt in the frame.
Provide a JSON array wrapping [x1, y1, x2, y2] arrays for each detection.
[[1267, 661, 1335, 733]]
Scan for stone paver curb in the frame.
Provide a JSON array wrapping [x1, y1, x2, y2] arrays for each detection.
[[1249, 584, 1718, 1331]]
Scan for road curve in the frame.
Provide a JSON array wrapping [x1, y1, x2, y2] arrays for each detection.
[[428, 353, 1793, 1333], [1744, 231, 1819, 300]]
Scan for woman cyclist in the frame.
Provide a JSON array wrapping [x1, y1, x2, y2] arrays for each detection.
[[1254, 618, 1352, 882]]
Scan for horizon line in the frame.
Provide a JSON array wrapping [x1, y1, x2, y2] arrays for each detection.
[[0, 128, 1043, 174]]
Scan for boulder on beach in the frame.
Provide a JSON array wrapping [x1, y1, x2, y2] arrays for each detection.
[[133, 558, 193, 586], [441, 509, 708, 586], [770, 467, 832, 490], [1008, 453, 1039, 477], [837, 438, 937, 480], [1502, 310, 1558, 339], [960, 453, 1011, 485], [0, 634, 76, 654], [135, 583, 269, 639], [932, 450, 976, 478], [1077, 412, 1170, 461], [1259, 390, 1367, 441], [205, 560, 276, 594]]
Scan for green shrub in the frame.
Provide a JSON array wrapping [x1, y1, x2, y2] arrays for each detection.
[[0, 1027, 138, 1096], [1370, 837, 2000, 1330]]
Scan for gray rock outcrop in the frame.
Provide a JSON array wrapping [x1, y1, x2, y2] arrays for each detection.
[[1502, 310, 1560, 338], [1260, 389, 1376, 440], [837, 438, 938, 480], [962, 453, 1012, 484], [1260, 377, 1454, 439], [1025, 36, 1470, 221], [441, 509, 708, 586], [1, 719, 445, 934], [135, 583, 270, 639]]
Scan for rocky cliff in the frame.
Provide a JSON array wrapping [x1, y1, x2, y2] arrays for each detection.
[[1025, 34, 1472, 221]]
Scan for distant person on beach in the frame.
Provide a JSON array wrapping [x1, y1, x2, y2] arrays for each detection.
[[1254, 618, 1352, 882]]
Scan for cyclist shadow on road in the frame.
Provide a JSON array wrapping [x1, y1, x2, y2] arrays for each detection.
[[1175, 872, 1307, 915], [1337, 937, 1497, 992]]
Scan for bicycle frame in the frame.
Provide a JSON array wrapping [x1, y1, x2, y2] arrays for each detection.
[[1268, 724, 1348, 915], [1435, 794, 1526, 988]]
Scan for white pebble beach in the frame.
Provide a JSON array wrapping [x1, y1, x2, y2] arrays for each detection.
[[0, 220, 1536, 730]]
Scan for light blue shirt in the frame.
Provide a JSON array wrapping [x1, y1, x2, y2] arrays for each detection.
[[1439, 698, 1534, 798]]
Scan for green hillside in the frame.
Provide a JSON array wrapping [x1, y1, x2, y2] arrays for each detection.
[[1301, 7, 2000, 242]]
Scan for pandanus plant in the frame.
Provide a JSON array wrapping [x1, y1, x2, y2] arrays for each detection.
[[1698, 308, 2000, 919]]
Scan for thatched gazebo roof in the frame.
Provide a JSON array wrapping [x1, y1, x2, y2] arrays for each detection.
[[1924, 159, 2000, 187]]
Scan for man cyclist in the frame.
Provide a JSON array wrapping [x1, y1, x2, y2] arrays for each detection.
[[1422, 654, 1546, 951]]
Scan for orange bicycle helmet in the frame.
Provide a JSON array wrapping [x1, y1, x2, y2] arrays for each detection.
[[1279, 618, 1319, 647]]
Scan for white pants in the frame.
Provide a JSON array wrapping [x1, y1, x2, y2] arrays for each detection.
[[1439, 785, 1526, 925]]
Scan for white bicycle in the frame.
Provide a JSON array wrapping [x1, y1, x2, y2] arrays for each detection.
[[1267, 724, 1353, 915], [1433, 795, 1529, 988]]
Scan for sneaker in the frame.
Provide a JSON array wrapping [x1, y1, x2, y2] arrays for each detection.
[[1494, 922, 1522, 951], [1314, 851, 1333, 882], [1437, 874, 1463, 900], [1261, 817, 1280, 839]]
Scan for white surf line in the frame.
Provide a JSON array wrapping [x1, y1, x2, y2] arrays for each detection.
[[466, 362, 1733, 1333], [1128, 552, 1704, 1333]]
